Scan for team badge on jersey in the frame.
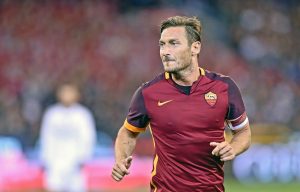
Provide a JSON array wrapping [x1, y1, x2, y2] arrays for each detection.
[[204, 92, 217, 106]]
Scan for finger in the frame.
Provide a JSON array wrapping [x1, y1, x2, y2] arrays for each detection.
[[210, 142, 220, 156], [220, 150, 233, 158], [111, 174, 120, 181], [219, 145, 232, 156], [117, 163, 130, 175], [113, 166, 125, 176], [111, 174, 123, 182], [111, 171, 124, 181], [220, 154, 235, 161], [211, 142, 227, 156], [111, 173, 121, 181], [220, 149, 235, 160], [111, 169, 123, 181]]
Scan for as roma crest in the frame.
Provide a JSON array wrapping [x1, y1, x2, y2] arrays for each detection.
[[204, 92, 217, 107]]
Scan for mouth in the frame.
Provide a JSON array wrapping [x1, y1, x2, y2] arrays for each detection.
[[162, 56, 175, 62], [163, 59, 175, 62]]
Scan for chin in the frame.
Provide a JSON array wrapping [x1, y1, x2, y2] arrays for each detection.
[[163, 64, 174, 72], [164, 68, 178, 73], [163, 64, 181, 72]]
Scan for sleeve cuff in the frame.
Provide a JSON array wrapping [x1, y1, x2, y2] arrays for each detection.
[[124, 119, 146, 133], [226, 117, 249, 130]]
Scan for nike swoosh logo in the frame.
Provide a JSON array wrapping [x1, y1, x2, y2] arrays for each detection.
[[158, 100, 173, 106]]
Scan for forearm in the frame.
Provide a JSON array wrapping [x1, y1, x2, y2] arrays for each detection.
[[115, 126, 139, 162], [230, 123, 251, 156]]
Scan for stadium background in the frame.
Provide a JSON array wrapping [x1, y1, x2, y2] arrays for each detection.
[[0, 0, 300, 191]]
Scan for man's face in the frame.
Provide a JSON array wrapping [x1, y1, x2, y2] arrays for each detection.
[[57, 85, 80, 106], [159, 26, 192, 73]]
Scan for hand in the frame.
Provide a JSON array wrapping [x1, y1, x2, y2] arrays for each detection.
[[210, 141, 236, 161], [111, 156, 133, 181]]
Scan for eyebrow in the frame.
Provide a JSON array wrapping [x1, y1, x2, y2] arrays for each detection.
[[159, 40, 164, 44], [159, 39, 179, 44]]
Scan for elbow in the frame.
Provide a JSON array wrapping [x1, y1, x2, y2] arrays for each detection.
[[245, 138, 251, 152]]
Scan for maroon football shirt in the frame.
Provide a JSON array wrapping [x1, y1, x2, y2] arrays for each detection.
[[124, 68, 248, 192]]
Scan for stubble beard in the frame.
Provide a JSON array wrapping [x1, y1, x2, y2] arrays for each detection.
[[163, 57, 192, 75]]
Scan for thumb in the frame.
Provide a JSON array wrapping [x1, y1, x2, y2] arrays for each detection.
[[124, 156, 133, 168]]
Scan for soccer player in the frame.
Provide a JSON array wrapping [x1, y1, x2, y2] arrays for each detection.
[[111, 16, 251, 192], [40, 83, 96, 192]]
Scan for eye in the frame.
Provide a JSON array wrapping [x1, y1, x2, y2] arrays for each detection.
[[159, 42, 164, 47], [170, 41, 179, 46]]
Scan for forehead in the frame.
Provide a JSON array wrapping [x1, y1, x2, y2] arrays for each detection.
[[160, 26, 187, 41], [59, 85, 77, 93]]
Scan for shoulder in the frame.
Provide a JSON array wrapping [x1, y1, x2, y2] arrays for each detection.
[[204, 70, 234, 83], [129, 73, 166, 104], [73, 104, 93, 115], [134, 72, 166, 95], [45, 104, 61, 113], [42, 104, 63, 120], [204, 69, 238, 87], [140, 72, 166, 90]]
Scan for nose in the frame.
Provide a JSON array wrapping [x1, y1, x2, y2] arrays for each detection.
[[160, 46, 171, 57]]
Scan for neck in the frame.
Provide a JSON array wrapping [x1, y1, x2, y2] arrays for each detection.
[[171, 60, 200, 86]]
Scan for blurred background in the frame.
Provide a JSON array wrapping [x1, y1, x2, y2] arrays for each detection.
[[0, 0, 299, 191]]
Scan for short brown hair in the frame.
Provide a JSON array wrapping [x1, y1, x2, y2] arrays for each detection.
[[160, 16, 202, 45]]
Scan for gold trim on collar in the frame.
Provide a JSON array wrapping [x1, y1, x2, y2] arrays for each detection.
[[164, 72, 170, 79], [200, 67, 205, 76], [165, 68, 204, 79]]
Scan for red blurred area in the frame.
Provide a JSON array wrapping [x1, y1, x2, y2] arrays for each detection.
[[0, 152, 43, 191], [0, 155, 152, 191]]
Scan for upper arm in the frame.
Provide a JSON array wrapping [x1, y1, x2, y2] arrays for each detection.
[[124, 85, 150, 133], [225, 78, 249, 131]]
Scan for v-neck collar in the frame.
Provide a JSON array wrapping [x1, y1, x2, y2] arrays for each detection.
[[165, 67, 205, 95]]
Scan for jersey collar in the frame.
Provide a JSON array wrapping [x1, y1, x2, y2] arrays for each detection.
[[164, 67, 205, 79], [164, 67, 205, 94]]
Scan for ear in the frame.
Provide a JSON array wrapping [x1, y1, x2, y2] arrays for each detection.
[[191, 41, 201, 56]]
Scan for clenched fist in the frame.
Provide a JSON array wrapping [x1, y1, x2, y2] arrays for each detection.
[[111, 156, 133, 181]]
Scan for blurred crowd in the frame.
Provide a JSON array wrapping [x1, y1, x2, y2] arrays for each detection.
[[0, 0, 299, 152]]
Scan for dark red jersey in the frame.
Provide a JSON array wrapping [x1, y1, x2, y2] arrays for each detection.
[[124, 68, 248, 192]]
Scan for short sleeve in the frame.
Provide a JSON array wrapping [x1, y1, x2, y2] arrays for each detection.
[[225, 78, 248, 130], [124, 86, 150, 132]]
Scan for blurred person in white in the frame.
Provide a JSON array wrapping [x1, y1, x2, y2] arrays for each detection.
[[39, 82, 96, 192]]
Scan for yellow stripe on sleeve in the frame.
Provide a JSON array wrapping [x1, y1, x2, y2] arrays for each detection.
[[123, 119, 146, 133]]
